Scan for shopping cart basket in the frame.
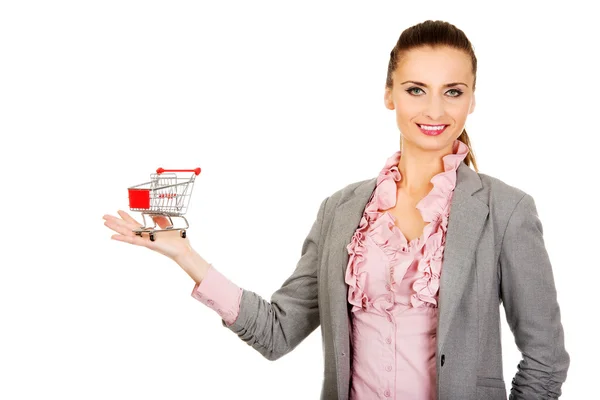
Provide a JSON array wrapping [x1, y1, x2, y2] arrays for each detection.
[[127, 167, 201, 241]]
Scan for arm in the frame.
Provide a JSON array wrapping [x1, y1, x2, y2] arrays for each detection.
[[499, 193, 570, 399], [191, 196, 328, 361], [221, 196, 328, 360]]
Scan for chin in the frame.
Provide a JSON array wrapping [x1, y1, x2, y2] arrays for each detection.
[[404, 132, 456, 152]]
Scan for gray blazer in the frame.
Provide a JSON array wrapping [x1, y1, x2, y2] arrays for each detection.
[[221, 161, 570, 399]]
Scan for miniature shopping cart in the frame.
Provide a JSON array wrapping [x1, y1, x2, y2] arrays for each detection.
[[127, 167, 201, 241]]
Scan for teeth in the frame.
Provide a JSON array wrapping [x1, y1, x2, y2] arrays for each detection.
[[419, 124, 445, 131]]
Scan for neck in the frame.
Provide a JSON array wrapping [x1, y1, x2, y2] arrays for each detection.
[[397, 139, 454, 195]]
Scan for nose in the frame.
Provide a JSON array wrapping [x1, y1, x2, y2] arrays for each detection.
[[423, 95, 445, 121]]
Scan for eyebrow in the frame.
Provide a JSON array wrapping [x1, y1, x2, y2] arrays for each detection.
[[400, 80, 469, 88]]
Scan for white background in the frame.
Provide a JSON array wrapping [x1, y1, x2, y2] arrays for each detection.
[[1, 1, 597, 399]]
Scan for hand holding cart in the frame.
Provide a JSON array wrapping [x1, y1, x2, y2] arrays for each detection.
[[127, 167, 201, 241]]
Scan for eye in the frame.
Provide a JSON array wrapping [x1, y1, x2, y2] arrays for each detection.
[[447, 89, 463, 97], [405, 87, 464, 97], [406, 87, 424, 95]]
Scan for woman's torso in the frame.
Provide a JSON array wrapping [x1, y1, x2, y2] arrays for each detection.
[[346, 142, 471, 400]]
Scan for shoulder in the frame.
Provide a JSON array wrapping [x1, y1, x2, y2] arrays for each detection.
[[321, 168, 538, 220], [329, 177, 374, 197], [477, 171, 528, 201], [324, 177, 376, 205], [327, 169, 532, 204], [473, 170, 536, 221]]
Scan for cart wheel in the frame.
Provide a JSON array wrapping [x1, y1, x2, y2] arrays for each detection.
[[135, 232, 142, 236], [149, 233, 155, 242], [180, 230, 186, 239]]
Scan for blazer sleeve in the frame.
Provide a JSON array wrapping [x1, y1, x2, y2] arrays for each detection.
[[499, 193, 570, 399], [218, 196, 329, 361]]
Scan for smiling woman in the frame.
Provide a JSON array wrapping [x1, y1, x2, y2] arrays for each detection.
[[102, 19, 570, 400], [384, 32, 479, 173]]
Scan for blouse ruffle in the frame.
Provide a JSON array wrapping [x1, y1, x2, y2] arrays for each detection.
[[345, 139, 469, 313]]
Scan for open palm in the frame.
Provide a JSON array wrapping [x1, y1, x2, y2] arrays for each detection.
[[103, 210, 192, 261]]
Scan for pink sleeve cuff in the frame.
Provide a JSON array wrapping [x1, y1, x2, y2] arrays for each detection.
[[191, 264, 243, 326]]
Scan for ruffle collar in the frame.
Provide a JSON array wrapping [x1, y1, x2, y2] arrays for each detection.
[[345, 139, 470, 312]]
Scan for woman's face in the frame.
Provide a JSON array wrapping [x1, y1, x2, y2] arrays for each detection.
[[384, 46, 475, 153]]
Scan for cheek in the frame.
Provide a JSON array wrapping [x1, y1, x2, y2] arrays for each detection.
[[394, 109, 413, 129], [450, 105, 471, 123], [395, 96, 419, 112], [451, 97, 473, 116], [395, 110, 421, 134], [394, 98, 419, 120]]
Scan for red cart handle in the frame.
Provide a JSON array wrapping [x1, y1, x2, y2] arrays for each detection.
[[156, 167, 201, 175]]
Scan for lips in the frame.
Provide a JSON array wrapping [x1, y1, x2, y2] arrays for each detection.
[[416, 123, 448, 136]]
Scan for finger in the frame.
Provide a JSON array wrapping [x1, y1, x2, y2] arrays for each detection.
[[106, 214, 142, 231], [110, 233, 149, 247], [104, 218, 139, 238], [152, 216, 171, 229], [117, 210, 143, 228], [103, 213, 139, 230]]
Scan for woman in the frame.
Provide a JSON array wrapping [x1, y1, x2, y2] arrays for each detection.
[[103, 20, 569, 400]]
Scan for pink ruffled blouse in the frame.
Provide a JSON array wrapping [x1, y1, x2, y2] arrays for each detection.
[[344, 139, 469, 400]]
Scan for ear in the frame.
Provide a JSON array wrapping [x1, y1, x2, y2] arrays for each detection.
[[384, 88, 395, 110], [468, 93, 476, 114]]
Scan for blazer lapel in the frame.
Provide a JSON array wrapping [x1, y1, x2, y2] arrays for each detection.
[[327, 161, 489, 368], [325, 176, 377, 392], [436, 162, 488, 350]]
